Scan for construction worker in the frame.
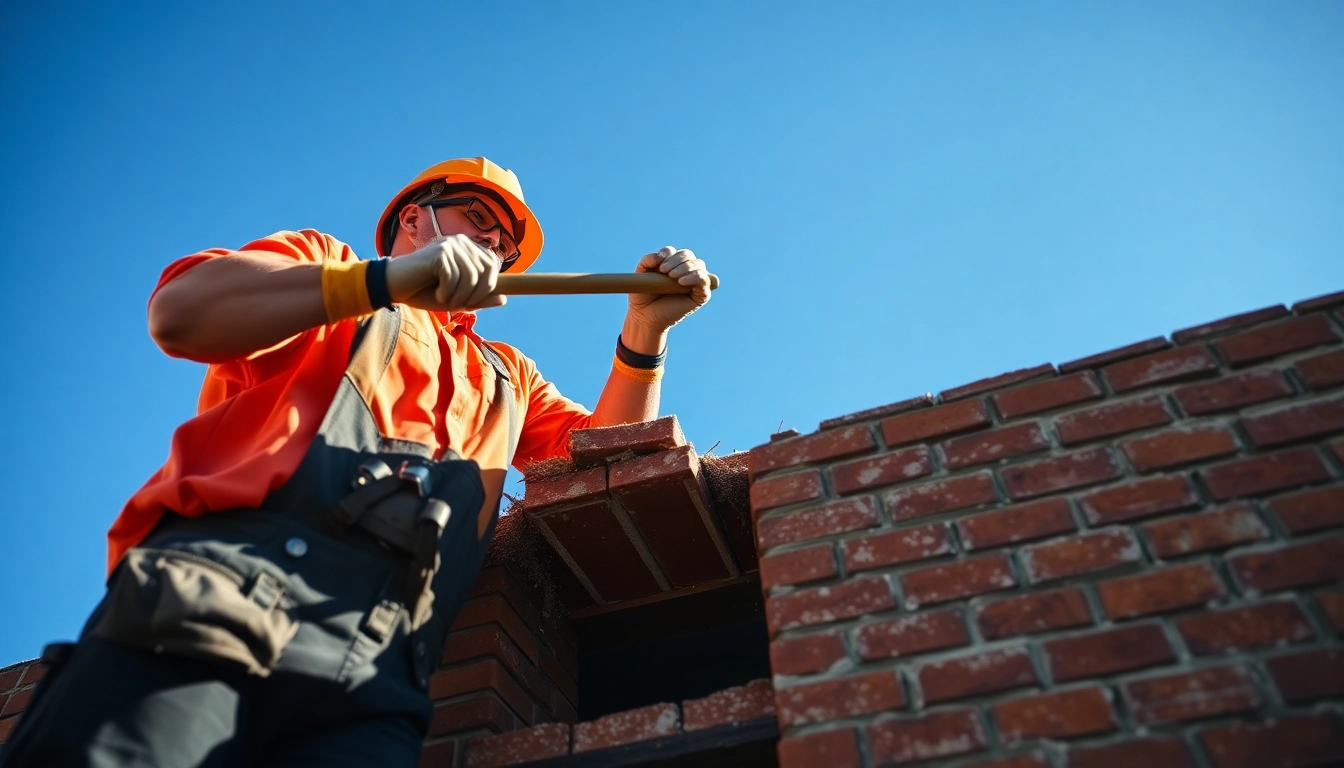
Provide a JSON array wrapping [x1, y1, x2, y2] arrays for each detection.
[[0, 158, 712, 767]]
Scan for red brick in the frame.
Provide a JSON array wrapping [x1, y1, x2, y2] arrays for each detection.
[[1200, 448, 1330, 500], [841, 523, 952, 573], [429, 660, 538, 726], [1001, 448, 1123, 500], [1143, 504, 1269, 557], [0, 715, 15, 744], [942, 422, 1050, 469], [1173, 305, 1291, 343], [819, 395, 934, 431], [470, 568, 547, 637], [751, 469, 825, 515], [0, 667, 20, 694], [994, 371, 1104, 419], [464, 723, 570, 768], [1066, 737, 1196, 768], [777, 728, 861, 768], [1294, 289, 1344, 312], [760, 545, 837, 590], [442, 626, 569, 714], [0, 689, 31, 718], [1123, 426, 1240, 472], [777, 670, 904, 726], [957, 498, 1075, 551], [609, 445, 732, 588], [1059, 337, 1172, 375], [900, 553, 1017, 609], [967, 754, 1049, 768], [854, 608, 970, 661], [429, 695, 522, 737], [1200, 714, 1344, 768], [884, 471, 999, 521], [830, 446, 932, 495], [1056, 395, 1173, 445], [451, 596, 541, 663], [1266, 648, 1344, 704], [1230, 536, 1344, 593], [683, 679, 775, 731], [769, 631, 847, 676], [1243, 395, 1344, 448], [1097, 562, 1226, 619], [1216, 314, 1340, 367], [916, 647, 1038, 704], [1079, 475, 1201, 525], [1174, 369, 1294, 415], [1296, 348, 1344, 389], [1104, 346, 1220, 393], [569, 415, 685, 468], [1122, 665, 1260, 725], [20, 666, 44, 686], [977, 588, 1093, 639], [1044, 623, 1175, 682], [771, 429, 801, 441], [1020, 529, 1142, 583], [1334, 436, 1344, 463], [572, 703, 680, 753], [1317, 589, 1344, 633], [866, 709, 989, 764], [750, 424, 875, 475], [757, 496, 881, 550], [942, 364, 1055, 402], [532, 499, 663, 603], [994, 686, 1117, 742], [1273, 485, 1344, 534], [522, 466, 607, 509], [766, 577, 895, 634], [881, 398, 992, 447], [419, 739, 456, 768]]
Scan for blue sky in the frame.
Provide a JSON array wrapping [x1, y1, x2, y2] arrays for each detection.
[[1, 1, 1341, 665]]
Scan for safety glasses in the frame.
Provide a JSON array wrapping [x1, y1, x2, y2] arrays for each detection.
[[419, 195, 521, 270]]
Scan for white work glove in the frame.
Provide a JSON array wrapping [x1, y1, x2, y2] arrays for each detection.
[[385, 234, 507, 313], [627, 246, 713, 333]]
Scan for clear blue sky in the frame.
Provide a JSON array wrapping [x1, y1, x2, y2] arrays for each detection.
[[1, 1, 1341, 665]]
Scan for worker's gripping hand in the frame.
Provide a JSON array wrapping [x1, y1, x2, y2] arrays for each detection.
[[385, 234, 507, 313], [627, 246, 712, 333]]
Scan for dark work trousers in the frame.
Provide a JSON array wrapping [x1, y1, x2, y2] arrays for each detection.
[[1, 308, 512, 768]]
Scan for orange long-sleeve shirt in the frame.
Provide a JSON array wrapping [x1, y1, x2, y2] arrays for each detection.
[[107, 230, 592, 575]]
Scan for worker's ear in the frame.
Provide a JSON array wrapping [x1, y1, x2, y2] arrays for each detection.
[[398, 204, 425, 239]]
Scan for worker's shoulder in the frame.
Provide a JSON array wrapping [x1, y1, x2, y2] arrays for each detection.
[[243, 229, 357, 263]]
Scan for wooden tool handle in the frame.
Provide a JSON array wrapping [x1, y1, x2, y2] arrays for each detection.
[[493, 272, 720, 296]]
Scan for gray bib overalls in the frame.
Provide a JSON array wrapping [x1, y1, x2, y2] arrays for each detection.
[[1, 307, 516, 768]]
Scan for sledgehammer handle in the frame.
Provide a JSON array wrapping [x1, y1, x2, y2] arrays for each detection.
[[493, 272, 720, 296]]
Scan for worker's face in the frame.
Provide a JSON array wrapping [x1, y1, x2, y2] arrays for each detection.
[[401, 194, 516, 264]]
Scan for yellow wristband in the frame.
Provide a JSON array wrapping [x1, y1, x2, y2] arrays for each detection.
[[613, 355, 664, 383], [321, 259, 373, 322]]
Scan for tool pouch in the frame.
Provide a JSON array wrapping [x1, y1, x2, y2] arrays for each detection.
[[328, 453, 484, 629], [92, 548, 297, 677]]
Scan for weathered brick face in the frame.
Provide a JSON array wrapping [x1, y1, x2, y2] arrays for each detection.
[[751, 290, 1344, 768]]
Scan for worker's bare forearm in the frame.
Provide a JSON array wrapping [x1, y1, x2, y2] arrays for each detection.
[[148, 254, 328, 361], [591, 370, 661, 427], [587, 315, 668, 426]]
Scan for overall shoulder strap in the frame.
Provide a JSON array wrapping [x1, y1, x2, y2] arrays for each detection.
[[476, 341, 520, 467], [345, 307, 402, 405]]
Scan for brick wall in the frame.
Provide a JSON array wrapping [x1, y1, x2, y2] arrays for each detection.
[[750, 290, 1344, 768], [419, 561, 580, 767]]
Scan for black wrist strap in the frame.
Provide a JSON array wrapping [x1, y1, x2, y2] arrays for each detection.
[[616, 334, 666, 369], [366, 258, 393, 310]]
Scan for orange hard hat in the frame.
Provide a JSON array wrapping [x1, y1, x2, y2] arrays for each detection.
[[376, 157, 544, 271]]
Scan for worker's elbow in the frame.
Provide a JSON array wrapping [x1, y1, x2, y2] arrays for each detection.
[[147, 286, 202, 358]]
